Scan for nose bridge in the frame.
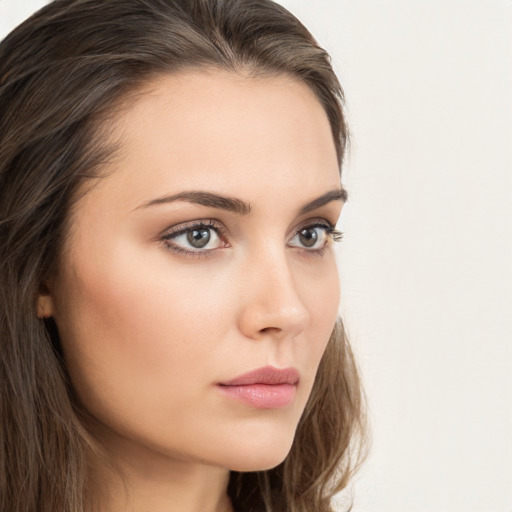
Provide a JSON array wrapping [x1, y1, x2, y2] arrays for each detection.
[[237, 241, 309, 338]]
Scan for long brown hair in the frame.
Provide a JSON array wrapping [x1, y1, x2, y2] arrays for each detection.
[[0, 1, 367, 510]]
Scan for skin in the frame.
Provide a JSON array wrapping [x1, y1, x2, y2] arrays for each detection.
[[40, 70, 343, 512]]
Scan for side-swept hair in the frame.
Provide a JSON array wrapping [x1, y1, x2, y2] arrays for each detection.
[[0, 1, 366, 510]]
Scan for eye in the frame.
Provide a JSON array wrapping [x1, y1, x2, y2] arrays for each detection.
[[162, 221, 227, 254], [288, 223, 333, 251]]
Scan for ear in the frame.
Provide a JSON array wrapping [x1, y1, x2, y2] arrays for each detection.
[[36, 282, 55, 319]]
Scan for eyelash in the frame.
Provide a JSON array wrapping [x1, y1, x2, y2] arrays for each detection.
[[160, 219, 343, 259]]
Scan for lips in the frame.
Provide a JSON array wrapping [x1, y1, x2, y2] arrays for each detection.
[[217, 366, 299, 409]]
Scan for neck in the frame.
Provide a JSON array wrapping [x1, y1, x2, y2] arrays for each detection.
[[86, 430, 233, 512]]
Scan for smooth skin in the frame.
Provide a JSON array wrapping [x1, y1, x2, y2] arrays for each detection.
[[39, 70, 344, 512]]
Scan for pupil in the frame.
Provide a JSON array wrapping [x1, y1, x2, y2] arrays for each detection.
[[299, 228, 317, 247], [187, 228, 211, 248]]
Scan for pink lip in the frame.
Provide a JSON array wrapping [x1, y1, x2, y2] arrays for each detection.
[[217, 366, 299, 409]]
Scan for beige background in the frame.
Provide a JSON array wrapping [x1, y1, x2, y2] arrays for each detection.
[[1, 1, 511, 511]]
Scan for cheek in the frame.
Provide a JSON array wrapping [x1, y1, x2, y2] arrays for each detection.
[[303, 255, 340, 334], [294, 255, 340, 388], [52, 244, 234, 425]]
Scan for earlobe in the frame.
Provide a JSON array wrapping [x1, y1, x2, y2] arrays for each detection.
[[36, 280, 55, 318], [36, 294, 55, 318]]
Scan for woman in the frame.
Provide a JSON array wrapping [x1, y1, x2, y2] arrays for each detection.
[[0, 0, 366, 511]]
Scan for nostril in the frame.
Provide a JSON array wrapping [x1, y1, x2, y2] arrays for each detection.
[[259, 326, 282, 335]]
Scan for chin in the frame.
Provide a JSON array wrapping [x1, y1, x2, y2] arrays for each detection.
[[213, 429, 296, 472], [225, 450, 291, 473]]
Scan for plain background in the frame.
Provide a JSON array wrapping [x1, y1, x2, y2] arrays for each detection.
[[1, 1, 511, 511]]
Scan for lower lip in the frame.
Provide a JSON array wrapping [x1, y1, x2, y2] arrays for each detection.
[[217, 383, 297, 409]]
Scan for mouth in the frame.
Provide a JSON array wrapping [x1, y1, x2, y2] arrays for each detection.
[[217, 366, 299, 409]]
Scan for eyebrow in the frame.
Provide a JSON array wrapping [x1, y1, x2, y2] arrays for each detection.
[[138, 187, 347, 215], [139, 191, 251, 215], [298, 188, 348, 214]]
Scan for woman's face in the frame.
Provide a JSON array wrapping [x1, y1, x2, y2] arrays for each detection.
[[45, 70, 343, 471]]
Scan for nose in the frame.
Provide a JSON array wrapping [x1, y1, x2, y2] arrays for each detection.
[[236, 249, 310, 340]]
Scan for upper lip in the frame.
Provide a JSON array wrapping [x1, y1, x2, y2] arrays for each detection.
[[219, 366, 300, 386]]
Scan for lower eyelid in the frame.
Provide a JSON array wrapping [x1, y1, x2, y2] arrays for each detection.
[[161, 243, 212, 260]]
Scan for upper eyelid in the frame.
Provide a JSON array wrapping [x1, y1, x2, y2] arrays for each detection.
[[292, 217, 336, 233], [160, 219, 225, 238]]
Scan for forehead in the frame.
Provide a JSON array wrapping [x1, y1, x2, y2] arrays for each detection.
[[79, 70, 340, 214]]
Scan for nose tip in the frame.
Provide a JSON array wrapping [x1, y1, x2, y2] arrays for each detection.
[[239, 301, 309, 340], [237, 264, 310, 340]]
